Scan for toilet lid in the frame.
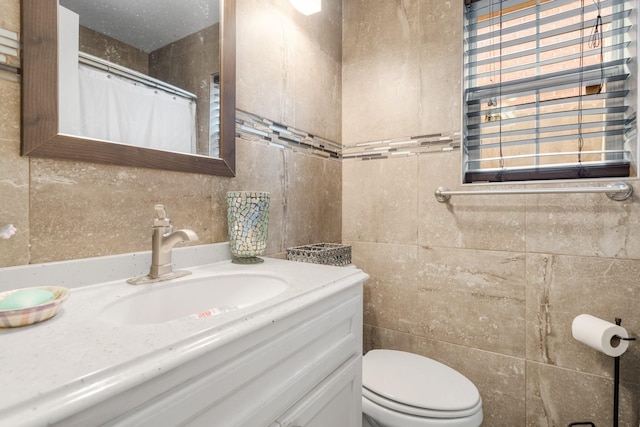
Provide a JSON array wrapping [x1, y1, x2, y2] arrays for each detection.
[[362, 350, 481, 413]]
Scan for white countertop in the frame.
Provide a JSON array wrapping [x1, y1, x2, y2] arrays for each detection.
[[0, 250, 367, 426]]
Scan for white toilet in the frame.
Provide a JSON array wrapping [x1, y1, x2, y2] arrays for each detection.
[[362, 349, 483, 427]]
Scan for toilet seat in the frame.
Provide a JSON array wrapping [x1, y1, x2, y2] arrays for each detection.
[[362, 350, 482, 419], [363, 387, 482, 419], [362, 395, 483, 427]]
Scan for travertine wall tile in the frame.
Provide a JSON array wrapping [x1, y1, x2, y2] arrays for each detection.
[[416, 338, 526, 427], [342, 0, 420, 64], [342, 0, 461, 144], [237, 0, 341, 142], [0, 76, 29, 266], [525, 190, 640, 258], [0, 72, 19, 142], [418, 151, 527, 252], [342, 156, 418, 244], [0, 1, 27, 267], [284, 150, 342, 248], [349, 241, 419, 333], [417, 1, 462, 134], [292, 46, 342, 143], [417, 246, 526, 357], [0, 0, 20, 33], [526, 253, 640, 381], [343, 57, 421, 144], [363, 324, 418, 355], [526, 361, 640, 426], [29, 159, 214, 263], [236, 0, 291, 127], [286, 0, 342, 65], [341, 0, 421, 144]]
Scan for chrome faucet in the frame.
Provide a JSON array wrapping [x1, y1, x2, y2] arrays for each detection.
[[128, 204, 198, 285]]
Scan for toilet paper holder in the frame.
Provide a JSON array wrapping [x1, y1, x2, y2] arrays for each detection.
[[569, 318, 635, 427]]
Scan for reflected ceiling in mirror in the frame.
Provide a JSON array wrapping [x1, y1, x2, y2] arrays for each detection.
[[22, 0, 236, 176], [60, 0, 219, 53]]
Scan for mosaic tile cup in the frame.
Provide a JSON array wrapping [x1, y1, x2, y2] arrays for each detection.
[[227, 191, 270, 264]]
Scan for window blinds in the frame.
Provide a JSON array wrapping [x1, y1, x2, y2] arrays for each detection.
[[463, 0, 636, 183]]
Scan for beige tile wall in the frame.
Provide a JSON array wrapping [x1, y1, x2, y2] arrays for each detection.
[[0, 0, 342, 267], [0, 0, 28, 266], [344, 0, 640, 425], [237, 0, 342, 143]]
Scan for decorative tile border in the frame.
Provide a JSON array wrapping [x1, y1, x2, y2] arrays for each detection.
[[236, 110, 342, 160], [342, 132, 461, 161], [0, 26, 20, 82], [237, 109, 461, 162]]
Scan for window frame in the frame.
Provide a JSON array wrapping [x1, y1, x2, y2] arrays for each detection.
[[461, 0, 638, 184]]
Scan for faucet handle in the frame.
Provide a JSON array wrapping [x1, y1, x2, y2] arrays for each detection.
[[153, 204, 171, 227], [154, 204, 167, 218]]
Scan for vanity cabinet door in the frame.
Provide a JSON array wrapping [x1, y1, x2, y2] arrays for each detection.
[[275, 355, 362, 427]]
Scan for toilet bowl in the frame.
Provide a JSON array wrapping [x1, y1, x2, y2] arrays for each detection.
[[362, 349, 483, 427]]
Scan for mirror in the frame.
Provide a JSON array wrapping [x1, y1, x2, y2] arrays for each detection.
[[22, 0, 236, 176]]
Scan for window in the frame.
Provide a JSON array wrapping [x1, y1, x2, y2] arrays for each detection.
[[209, 73, 221, 158], [463, 0, 637, 183]]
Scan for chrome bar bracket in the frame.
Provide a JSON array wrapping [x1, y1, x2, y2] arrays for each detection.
[[606, 181, 634, 201], [435, 187, 452, 203]]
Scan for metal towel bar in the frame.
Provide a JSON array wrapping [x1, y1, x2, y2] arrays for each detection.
[[435, 181, 633, 202]]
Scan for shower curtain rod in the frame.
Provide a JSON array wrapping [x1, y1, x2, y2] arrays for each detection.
[[435, 181, 633, 202], [78, 52, 197, 100]]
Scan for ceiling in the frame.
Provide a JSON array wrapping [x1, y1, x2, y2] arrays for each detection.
[[59, 0, 220, 53]]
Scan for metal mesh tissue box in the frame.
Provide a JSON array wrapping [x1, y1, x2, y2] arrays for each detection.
[[286, 243, 352, 266]]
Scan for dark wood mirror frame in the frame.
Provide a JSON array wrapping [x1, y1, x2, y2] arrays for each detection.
[[21, 0, 236, 177]]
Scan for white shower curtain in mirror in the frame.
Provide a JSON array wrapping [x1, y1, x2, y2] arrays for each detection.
[[77, 64, 196, 154]]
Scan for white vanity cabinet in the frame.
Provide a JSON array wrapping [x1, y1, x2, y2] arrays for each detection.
[[0, 254, 367, 427], [53, 277, 363, 427]]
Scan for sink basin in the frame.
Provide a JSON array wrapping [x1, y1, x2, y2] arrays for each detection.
[[100, 273, 288, 325]]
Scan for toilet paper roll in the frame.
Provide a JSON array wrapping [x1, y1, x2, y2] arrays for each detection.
[[571, 314, 630, 357]]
